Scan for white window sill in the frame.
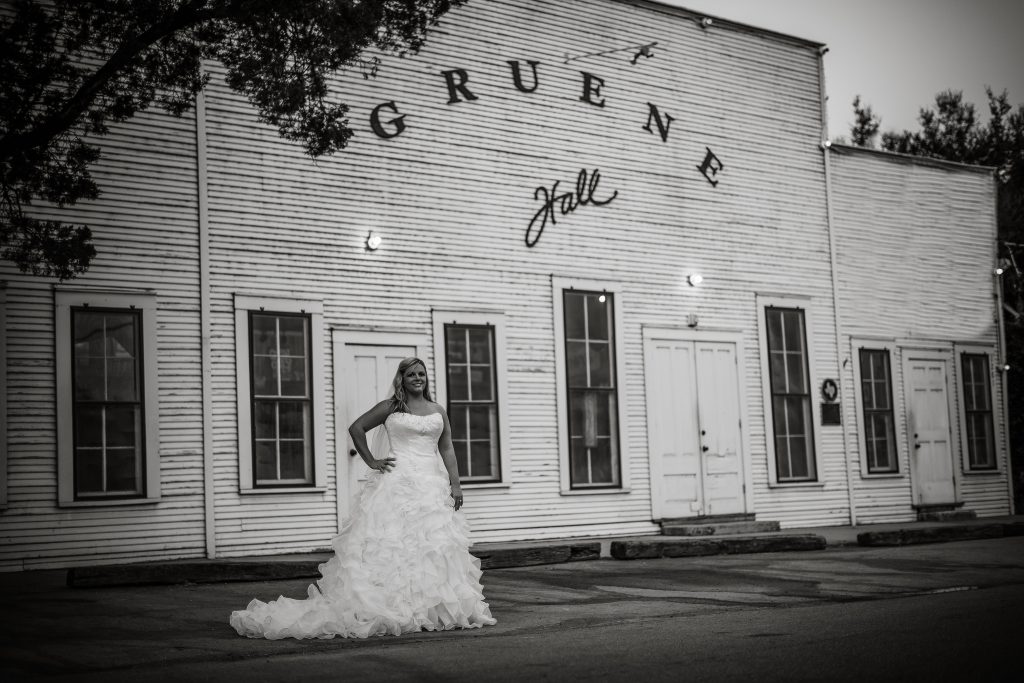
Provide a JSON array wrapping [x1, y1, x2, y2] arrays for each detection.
[[462, 482, 512, 490], [860, 472, 905, 480], [240, 486, 328, 495], [962, 468, 1003, 476], [59, 496, 161, 508], [560, 487, 631, 496], [767, 480, 826, 489]]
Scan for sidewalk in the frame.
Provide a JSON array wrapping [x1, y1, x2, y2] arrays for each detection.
[[62, 515, 1024, 588]]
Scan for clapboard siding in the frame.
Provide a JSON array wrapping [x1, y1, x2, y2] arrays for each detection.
[[829, 145, 1009, 521], [0, 105, 207, 570], [199, 0, 843, 556]]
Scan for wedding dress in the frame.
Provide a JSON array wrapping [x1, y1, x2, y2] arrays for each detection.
[[230, 411, 496, 639]]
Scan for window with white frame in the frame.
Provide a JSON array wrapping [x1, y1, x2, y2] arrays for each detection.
[[858, 348, 898, 474], [235, 296, 326, 492], [764, 305, 817, 482], [431, 310, 510, 486], [56, 289, 160, 505], [960, 352, 996, 470], [563, 289, 621, 488], [444, 324, 500, 482]]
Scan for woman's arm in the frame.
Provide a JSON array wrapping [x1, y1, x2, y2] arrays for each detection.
[[436, 407, 464, 510], [348, 400, 396, 472]]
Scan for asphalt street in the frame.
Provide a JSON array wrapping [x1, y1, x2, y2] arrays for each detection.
[[2, 537, 1023, 682]]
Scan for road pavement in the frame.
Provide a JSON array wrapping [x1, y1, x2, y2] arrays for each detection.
[[2, 536, 1023, 681]]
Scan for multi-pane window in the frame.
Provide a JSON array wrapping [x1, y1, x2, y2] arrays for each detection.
[[859, 349, 898, 473], [71, 309, 145, 498], [250, 312, 313, 486], [564, 290, 620, 488], [445, 324, 500, 482], [961, 353, 996, 470], [765, 306, 817, 482]]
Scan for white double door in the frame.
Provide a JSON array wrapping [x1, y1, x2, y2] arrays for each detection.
[[644, 333, 748, 519], [332, 333, 428, 528]]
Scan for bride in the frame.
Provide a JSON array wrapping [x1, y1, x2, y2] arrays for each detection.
[[230, 357, 496, 639]]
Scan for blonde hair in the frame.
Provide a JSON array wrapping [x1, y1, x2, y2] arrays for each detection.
[[389, 357, 432, 413]]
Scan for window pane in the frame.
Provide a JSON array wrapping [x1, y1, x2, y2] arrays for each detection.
[[251, 315, 277, 355], [74, 355, 105, 401], [446, 327, 467, 363], [255, 442, 277, 481], [279, 356, 307, 397], [564, 293, 586, 339], [106, 358, 138, 402], [105, 406, 138, 448], [590, 440, 613, 483], [586, 295, 609, 340], [566, 340, 588, 386], [75, 405, 103, 447], [470, 441, 492, 477], [766, 309, 784, 350], [106, 448, 140, 493], [453, 439, 469, 477], [786, 352, 806, 393], [595, 392, 611, 436], [252, 356, 276, 395], [278, 317, 307, 357], [279, 440, 308, 480], [254, 401, 276, 439], [589, 342, 611, 387], [450, 406, 468, 441], [73, 312, 105, 350], [75, 448, 104, 494], [787, 437, 809, 478], [470, 366, 492, 401], [468, 405, 492, 439], [769, 351, 787, 392], [569, 390, 585, 438], [782, 310, 803, 354], [468, 328, 492, 364], [279, 401, 307, 439], [105, 315, 137, 359], [570, 437, 589, 483], [448, 365, 468, 401]]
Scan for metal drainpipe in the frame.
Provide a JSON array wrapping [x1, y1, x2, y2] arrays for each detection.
[[196, 89, 217, 558], [994, 180, 1016, 514], [817, 47, 859, 526]]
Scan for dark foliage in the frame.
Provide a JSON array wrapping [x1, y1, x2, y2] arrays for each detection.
[[1, 0, 463, 279]]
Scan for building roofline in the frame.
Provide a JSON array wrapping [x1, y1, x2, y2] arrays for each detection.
[[616, 0, 826, 52], [830, 142, 996, 175]]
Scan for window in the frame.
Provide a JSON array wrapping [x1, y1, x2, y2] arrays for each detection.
[[858, 348, 898, 474], [961, 353, 996, 470], [563, 290, 620, 488], [250, 312, 313, 486], [234, 295, 325, 493], [431, 310, 510, 486], [764, 306, 817, 482], [444, 324, 500, 482], [56, 289, 160, 505]]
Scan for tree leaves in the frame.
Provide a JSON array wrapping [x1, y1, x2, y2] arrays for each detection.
[[1, 0, 463, 278]]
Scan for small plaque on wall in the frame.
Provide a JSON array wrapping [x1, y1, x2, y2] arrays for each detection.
[[821, 402, 842, 426]]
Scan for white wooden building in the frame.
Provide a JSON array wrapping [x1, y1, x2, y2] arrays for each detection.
[[0, 0, 1012, 570]]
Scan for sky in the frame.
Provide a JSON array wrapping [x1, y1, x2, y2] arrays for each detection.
[[658, 0, 1024, 139]]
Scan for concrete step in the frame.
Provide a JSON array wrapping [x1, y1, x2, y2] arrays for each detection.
[[661, 520, 781, 536], [916, 508, 977, 522], [611, 533, 826, 560]]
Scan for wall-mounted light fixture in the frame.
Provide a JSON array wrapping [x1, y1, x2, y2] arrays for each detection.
[[598, 293, 607, 303], [820, 139, 832, 150], [699, 17, 713, 29], [995, 266, 1005, 276], [687, 274, 704, 287], [366, 231, 382, 251]]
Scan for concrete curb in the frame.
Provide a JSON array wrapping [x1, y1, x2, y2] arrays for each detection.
[[610, 533, 827, 560], [857, 522, 1023, 547], [64, 520, 1024, 588]]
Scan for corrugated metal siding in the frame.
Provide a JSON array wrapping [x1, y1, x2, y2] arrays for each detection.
[[0, 108, 207, 570], [202, 0, 843, 556], [830, 147, 1009, 521]]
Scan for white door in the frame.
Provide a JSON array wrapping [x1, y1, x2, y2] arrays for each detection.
[[694, 342, 746, 516], [904, 355, 957, 505], [644, 337, 746, 519], [334, 340, 416, 526]]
